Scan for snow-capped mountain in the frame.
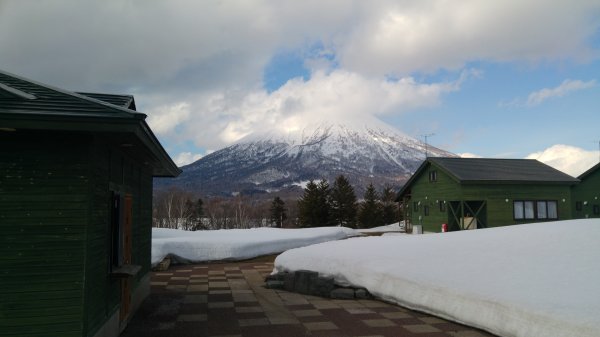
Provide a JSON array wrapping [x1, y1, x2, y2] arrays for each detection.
[[155, 122, 455, 197]]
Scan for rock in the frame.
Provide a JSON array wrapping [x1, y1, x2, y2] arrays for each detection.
[[294, 270, 319, 295], [266, 280, 285, 289], [311, 276, 335, 297], [330, 288, 355, 299], [354, 288, 370, 299], [284, 272, 296, 292]]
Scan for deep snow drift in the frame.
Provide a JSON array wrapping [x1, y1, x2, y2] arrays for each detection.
[[274, 219, 600, 337], [151, 226, 356, 265]]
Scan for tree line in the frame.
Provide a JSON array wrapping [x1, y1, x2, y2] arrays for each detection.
[[153, 175, 399, 230], [153, 189, 300, 230], [296, 175, 398, 228]]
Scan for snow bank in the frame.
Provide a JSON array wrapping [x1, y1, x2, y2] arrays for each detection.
[[274, 219, 600, 337], [151, 226, 356, 265], [357, 222, 404, 233]]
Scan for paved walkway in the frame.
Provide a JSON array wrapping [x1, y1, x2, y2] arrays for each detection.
[[121, 258, 494, 337]]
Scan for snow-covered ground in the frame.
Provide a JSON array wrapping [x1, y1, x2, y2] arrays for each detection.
[[274, 219, 600, 337], [151, 226, 356, 265]]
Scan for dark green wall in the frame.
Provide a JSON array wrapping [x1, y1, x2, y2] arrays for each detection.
[[572, 168, 600, 219], [409, 163, 460, 232], [408, 162, 574, 232], [1, 131, 154, 337], [1, 132, 89, 337]]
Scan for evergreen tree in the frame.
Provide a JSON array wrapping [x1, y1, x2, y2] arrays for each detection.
[[330, 175, 358, 227], [298, 179, 332, 227], [357, 183, 384, 228], [270, 196, 287, 228], [298, 180, 320, 227], [316, 179, 333, 226], [185, 197, 205, 230], [381, 186, 397, 225]]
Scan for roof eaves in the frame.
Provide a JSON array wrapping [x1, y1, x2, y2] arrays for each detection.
[[578, 162, 600, 180]]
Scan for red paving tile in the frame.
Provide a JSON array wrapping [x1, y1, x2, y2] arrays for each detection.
[[120, 259, 496, 337]]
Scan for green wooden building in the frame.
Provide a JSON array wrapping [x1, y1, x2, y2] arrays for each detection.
[[0, 70, 180, 337], [396, 157, 579, 233], [572, 162, 600, 219]]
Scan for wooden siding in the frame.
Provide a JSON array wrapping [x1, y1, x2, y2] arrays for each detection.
[[461, 184, 572, 227], [572, 167, 600, 219], [407, 162, 574, 232], [83, 139, 154, 337], [1, 132, 90, 337], [409, 163, 461, 232]]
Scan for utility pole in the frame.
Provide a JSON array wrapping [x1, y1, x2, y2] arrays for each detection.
[[421, 133, 435, 158]]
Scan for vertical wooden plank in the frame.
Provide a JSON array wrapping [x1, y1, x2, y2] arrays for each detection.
[[119, 195, 133, 322]]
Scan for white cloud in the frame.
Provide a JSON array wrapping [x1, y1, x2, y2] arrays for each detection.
[[526, 79, 596, 106], [146, 102, 191, 136], [177, 70, 465, 149], [1, 1, 598, 91], [459, 153, 482, 158], [173, 152, 203, 167], [526, 144, 599, 177], [336, 1, 600, 76]]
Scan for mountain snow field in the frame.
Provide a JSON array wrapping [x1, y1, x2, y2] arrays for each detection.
[[274, 219, 600, 337], [151, 226, 357, 265]]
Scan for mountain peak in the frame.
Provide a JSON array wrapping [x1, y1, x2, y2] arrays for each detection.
[[159, 121, 455, 198]]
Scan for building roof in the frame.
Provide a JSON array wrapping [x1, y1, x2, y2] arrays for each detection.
[[577, 161, 600, 180], [0, 69, 180, 177], [429, 157, 578, 183], [77, 92, 137, 111], [396, 157, 579, 201]]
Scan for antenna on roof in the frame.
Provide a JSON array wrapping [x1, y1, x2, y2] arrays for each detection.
[[421, 133, 435, 158]]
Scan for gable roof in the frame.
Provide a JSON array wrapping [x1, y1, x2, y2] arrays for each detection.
[[396, 157, 579, 201], [577, 162, 600, 180], [429, 157, 578, 183], [0, 69, 180, 177]]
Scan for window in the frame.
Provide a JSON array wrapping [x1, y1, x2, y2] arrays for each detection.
[[514, 200, 558, 220], [576, 201, 583, 211], [524, 201, 535, 219], [413, 201, 420, 212], [536, 201, 547, 219], [423, 205, 429, 216], [547, 201, 558, 219], [514, 201, 524, 219], [429, 171, 437, 182], [593, 205, 599, 215], [439, 201, 446, 212]]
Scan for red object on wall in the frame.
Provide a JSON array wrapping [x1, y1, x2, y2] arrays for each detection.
[[442, 223, 448, 232]]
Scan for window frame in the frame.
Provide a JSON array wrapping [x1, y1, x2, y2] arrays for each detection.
[[514, 200, 558, 221], [428, 170, 437, 182]]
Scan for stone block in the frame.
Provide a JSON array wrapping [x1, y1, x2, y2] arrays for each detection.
[[354, 288, 370, 299], [311, 276, 335, 297], [294, 270, 319, 295], [284, 272, 295, 292], [265, 280, 285, 289], [330, 288, 355, 299]]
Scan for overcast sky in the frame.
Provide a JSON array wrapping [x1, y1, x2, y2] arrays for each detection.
[[1, 0, 599, 175]]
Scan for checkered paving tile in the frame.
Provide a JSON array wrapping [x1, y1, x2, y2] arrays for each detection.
[[120, 258, 496, 337]]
